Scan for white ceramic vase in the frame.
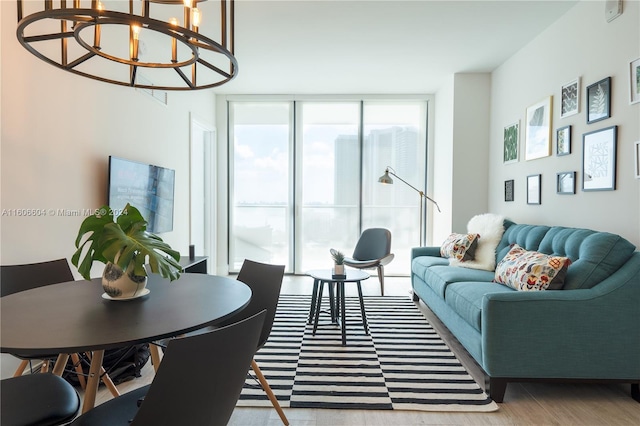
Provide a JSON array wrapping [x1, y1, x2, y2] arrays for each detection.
[[102, 262, 148, 299]]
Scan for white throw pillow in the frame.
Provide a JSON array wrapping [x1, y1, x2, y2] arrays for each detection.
[[449, 213, 505, 271]]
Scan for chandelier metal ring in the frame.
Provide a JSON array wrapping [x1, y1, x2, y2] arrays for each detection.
[[16, 3, 238, 90]]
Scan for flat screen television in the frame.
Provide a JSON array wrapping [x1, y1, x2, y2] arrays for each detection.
[[108, 156, 176, 233]]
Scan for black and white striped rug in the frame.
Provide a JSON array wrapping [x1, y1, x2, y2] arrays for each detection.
[[237, 295, 498, 412]]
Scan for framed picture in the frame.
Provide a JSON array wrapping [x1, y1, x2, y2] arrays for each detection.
[[586, 77, 611, 124], [561, 77, 580, 118], [630, 58, 640, 105], [505, 179, 514, 201], [556, 171, 576, 194], [503, 121, 519, 164], [556, 125, 571, 156], [527, 174, 541, 205], [582, 126, 617, 191], [525, 96, 552, 161], [635, 141, 640, 179]]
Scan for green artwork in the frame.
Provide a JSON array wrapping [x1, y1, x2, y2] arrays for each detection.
[[636, 66, 640, 95], [503, 123, 519, 163]]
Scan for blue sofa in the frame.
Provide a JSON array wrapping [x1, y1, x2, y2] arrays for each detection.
[[411, 220, 640, 402]]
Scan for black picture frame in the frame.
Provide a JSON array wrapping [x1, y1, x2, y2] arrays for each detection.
[[556, 125, 571, 156], [504, 179, 514, 202], [556, 171, 576, 194], [527, 174, 541, 205], [586, 77, 611, 124]]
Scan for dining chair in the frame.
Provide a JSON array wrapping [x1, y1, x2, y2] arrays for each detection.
[[0, 259, 117, 395], [223, 259, 289, 426], [1, 372, 81, 426], [333, 228, 394, 295], [1, 259, 84, 379], [68, 310, 267, 426]]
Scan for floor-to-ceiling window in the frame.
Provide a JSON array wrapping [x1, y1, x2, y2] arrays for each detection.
[[229, 102, 293, 271], [229, 98, 428, 275]]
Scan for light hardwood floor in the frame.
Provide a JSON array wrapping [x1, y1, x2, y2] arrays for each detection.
[[90, 275, 640, 425]]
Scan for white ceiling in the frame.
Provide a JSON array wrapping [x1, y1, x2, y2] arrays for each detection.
[[217, 0, 579, 94]]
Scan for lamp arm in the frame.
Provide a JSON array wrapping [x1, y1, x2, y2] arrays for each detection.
[[388, 171, 441, 212]]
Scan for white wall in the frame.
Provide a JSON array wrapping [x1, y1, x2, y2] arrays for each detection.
[[1, 2, 215, 376], [433, 73, 491, 243], [489, 0, 640, 246]]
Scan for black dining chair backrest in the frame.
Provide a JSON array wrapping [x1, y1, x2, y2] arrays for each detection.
[[0, 258, 74, 297], [70, 310, 267, 426], [232, 259, 286, 348]]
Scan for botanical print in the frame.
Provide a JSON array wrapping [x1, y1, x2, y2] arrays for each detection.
[[503, 122, 519, 163], [587, 77, 611, 123], [589, 84, 607, 118], [557, 126, 570, 156], [631, 59, 640, 104]]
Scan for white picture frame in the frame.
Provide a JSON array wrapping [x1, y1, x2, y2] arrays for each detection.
[[630, 58, 640, 105], [525, 96, 552, 161], [561, 77, 580, 118]]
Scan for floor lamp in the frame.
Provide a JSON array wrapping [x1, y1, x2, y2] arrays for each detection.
[[378, 167, 441, 246]]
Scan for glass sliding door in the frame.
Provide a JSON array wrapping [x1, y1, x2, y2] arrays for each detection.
[[362, 101, 428, 275], [229, 102, 293, 272], [296, 102, 361, 273]]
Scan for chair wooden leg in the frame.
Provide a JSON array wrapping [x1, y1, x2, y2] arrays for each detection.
[[377, 265, 385, 296], [251, 359, 289, 426], [13, 359, 29, 377], [40, 360, 50, 373], [150, 343, 162, 373], [70, 353, 87, 390]]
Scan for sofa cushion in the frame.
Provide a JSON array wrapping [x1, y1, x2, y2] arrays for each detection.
[[493, 244, 571, 291], [451, 213, 505, 271], [440, 233, 479, 261], [444, 282, 515, 332], [421, 265, 495, 298], [537, 227, 636, 290], [496, 224, 551, 262]]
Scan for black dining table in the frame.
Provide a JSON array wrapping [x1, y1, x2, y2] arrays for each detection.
[[1, 272, 251, 412]]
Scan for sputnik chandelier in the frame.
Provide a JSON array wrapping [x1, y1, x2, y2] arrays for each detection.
[[16, 0, 238, 90]]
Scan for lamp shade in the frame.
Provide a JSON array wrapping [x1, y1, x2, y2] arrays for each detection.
[[378, 170, 393, 184]]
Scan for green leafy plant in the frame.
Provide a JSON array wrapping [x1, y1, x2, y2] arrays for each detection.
[[72, 204, 181, 281], [331, 249, 345, 265]]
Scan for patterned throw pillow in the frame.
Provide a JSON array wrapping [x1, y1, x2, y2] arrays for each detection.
[[440, 233, 480, 262], [494, 244, 571, 291]]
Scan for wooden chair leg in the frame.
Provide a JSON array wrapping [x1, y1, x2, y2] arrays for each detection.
[[70, 353, 87, 390], [251, 359, 289, 426], [40, 360, 50, 373], [377, 265, 385, 296], [150, 343, 162, 373], [13, 359, 29, 377]]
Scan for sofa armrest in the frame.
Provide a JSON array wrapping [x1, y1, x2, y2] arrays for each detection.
[[481, 252, 640, 379], [411, 246, 442, 259]]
